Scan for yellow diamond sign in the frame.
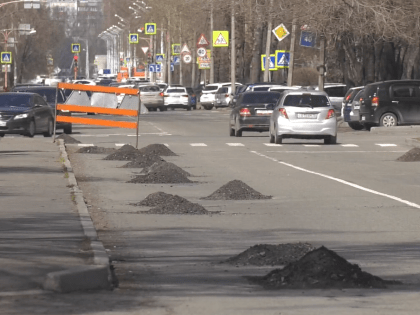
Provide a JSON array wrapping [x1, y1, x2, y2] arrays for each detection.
[[213, 31, 229, 47], [272, 24, 290, 42]]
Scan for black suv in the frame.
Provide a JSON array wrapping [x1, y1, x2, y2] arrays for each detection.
[[359, 80, 420, 128]]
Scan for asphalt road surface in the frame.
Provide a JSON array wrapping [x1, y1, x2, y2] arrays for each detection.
[[4, 109, 420, 314]]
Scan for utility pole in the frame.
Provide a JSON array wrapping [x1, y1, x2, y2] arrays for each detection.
[[209, 0, 214, 84], [318, 35, 326, 91], [179, 19, 183, 85], [264, 0, 273, 82], [230, 0, 236, 95], [167, 20, 172, 86], [192, 31, 197, 88], [86, 39, 89, 79], [287, 17, 297, 86]]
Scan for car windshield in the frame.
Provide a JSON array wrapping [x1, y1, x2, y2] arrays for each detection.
[[242, 93, 280, 104], [167, 88, 185, 93], [283, 94, 330, 107], [0, 94, 32, 107], [203, 86, 218, 91]]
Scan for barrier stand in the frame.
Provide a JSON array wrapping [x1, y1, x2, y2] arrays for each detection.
[[53, 83, 142, 148]]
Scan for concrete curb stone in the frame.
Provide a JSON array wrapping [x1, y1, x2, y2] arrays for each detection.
[[43, 139, 112, 293], [371, 125, 420, 134]]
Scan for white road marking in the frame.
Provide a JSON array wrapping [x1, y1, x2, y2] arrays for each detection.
[[115, 143, 127, 147], [304, 145, 320, 147], [266, 151, 406, 154], [163, 143, 169, 147], [341, 144, 359, 147], [77, 144, 94, 147], [251, 151, 420, 210], [264, 143, 282, 147], [226, 143, 244, 147], [376, 144, 397, 147], [190, 143, 207, 147]]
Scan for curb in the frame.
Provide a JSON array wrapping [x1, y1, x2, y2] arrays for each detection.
[[371, 125, 420, 134], [43, 139, 112, 293], [405, 138, 420, 148]]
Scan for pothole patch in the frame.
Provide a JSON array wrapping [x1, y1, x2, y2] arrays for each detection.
[[202, 180, 271, 200]]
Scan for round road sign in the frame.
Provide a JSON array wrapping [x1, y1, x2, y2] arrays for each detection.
[[183, 54, 192, 64], [197, 47, 206, 57]]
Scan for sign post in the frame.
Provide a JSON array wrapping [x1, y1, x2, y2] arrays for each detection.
[[1, 52, 12, 90]]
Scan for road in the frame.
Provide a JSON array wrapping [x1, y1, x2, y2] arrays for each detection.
[[4, 109, 420, 314]]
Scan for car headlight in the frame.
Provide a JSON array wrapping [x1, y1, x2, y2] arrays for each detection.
[[14, 113, 29, 119]]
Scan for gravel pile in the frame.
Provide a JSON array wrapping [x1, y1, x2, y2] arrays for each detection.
[[202, 180, 271, 200], [250, 246, 398, 289], [397, 148, 420, 162], [133, 192, 210, 215], [56, 134, 81, 144], [76, 146, 116, 154], [104, 145, 140, 161], [121, 154, 165, 168], [142, 161, 191, 177], [128, 167, 192, 184], [225, 243, 315, 266], [138, 144, 177, 156]]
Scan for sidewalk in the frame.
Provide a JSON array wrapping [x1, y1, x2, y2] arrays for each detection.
[[0, 137, 91, 293]]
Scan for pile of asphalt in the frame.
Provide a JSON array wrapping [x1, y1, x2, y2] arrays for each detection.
[[225, 243, 315, 266], [138, 144, 177, 156], [133, 192, 210, 215], [250, 246, 399, 289], [76, 146, 116, 154], [127, 167, 192, 184], [141, 161, 191, 177], [397, 148, 420, 162], [202, 180, 271, 200], [56, 134, 81, 144], [121, 154, 165, 168], [104, 145, 140, 161]]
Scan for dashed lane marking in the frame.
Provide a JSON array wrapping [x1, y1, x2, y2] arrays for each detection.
[[226, 143, 245, 147], [251, 150, 420, 210], [264, 143, 282, 147], [341, 144, 359, 147], [190, 143, 208, 147], [77, 144, 94, 147], [304, 145, 320, 147], [376, 144, 397, 147], [115, 143, 127, 147]]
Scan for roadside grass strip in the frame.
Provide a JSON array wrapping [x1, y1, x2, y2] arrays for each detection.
[[252, 150, 420, 210]]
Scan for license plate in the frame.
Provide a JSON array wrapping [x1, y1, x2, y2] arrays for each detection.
[[256, 110, 273, 116], [297, 113, 317, 119], [361, 116, 366, 121], [353, 105, 360, 110], [0, 121, 6, 126]]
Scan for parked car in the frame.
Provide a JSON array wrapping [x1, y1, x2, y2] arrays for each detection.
[[359, 80, 420, 128], [269, 90, 337, 144], [200, 82, 242, 110], [96, 79, 114, 86], [73, 79, 96, 86], [215, 87, 232, 108], [164, 86, 192, 110], [0, 93, 54, 137], [341, 86, 364, 117], [139, 85, 165, 111], [11, 86, 72, 134], [343, 88, 365, 130], [186, 87, 197, 109], [229, 91, 282, 137], [312, 83, 347, 116], [157, 83, 168, 91]]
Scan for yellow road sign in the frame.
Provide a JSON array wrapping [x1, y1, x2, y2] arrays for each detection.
[[272, 24, 290, 42], [213, 31, 229, 47]]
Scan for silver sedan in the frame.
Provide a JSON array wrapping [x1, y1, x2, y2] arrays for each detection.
[[269, 90, 338, 144]]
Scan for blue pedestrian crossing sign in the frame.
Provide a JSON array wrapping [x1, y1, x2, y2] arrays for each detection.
[[171, 63, 174, 72], [145, 23, 156, 35], [275, 50, 290, 69], [129, 33, 139, 44], [1, 52, 12, 64], [148, 64, 161, 73], [300, 31, 316, 48], [71, 43, 81, 53], [173, 56, 180, 65], [156, 54, 165, 63], [261, 54, 277, 71]]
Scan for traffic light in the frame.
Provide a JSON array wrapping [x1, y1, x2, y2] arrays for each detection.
[[74, 55, 78, 68]]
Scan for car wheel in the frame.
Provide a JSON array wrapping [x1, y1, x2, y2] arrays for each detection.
[[269, 128, 275, 143], [204, 105, 213, 110], [43, 118, 53, 137], [274, 132, 282, 144], [0, 133, 5, 137], [187, 106, 191, 111], [160, 106, 167, 111], [324, 135, 337, 144], [380, 113, 397, 127], [348, 122, 364, 130], [26, 120, 36, 138], [229, 123, 235, 136], [63, 124, 72, 134], [234, 118, 242, 137]]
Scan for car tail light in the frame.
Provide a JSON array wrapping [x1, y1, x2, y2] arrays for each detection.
[[225, 94, 229, 97], [182, 94, 189, 98], [345, 94, 351, 101], [325, 109, 335, 119], [192, 94, 196, 97], [240, 108, 251, 117], [372, 96, 379, 107], [279, 108, 288, 119], [160, 92, 164, 97]]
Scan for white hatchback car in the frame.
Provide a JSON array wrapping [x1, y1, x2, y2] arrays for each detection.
[[200, 82, 242, 110], [269, 90, 337, 144], [164, 86, 191, 110]]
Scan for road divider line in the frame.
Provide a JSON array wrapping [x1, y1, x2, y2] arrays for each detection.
[[304, 145, 320, 147], [251, 150, 420, 210], [226, 143, 245, 147], [190, 143, 207, 147], [341, 144, 359, 147], [77, 144, 95, 147], [264, 143, 282, 147], [115, 143, 127, 147], [376, 144, 397, 147]]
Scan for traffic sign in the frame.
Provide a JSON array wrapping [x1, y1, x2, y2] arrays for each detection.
[[213, 31, 229, 47], [172, 44, 181, 55], [261, 54, 277, 71], [197, 47, 206, 57], [197, 33, 210, 47], [141, 47, 149, 54], [181, 43, 190, 54], [129, 33, 139, 44], [1, 52, 12, 64], [173, 56, 180, 65], [300, 31, 316, 48], [156, 54, 165, 63], [199, 62, 210, 70], [47, 58, 53, 66], [272, 24, 290, 42], [71, 43, 81, 53], [170, 63, 174, 72], [148, 64, 161, 73], [275, 50, 290, 68], [183, 53, 192, 64], [2, 64, 11, 72], [145, 23, 156, 35]]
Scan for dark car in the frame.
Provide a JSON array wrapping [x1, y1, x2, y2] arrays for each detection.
[[96, 79, 114, 86], [342, 87, 364, 130], [229, 91, 281, 137], [0, 93, 54, 137], [359, 80, 420, 129], [11, 86, 72, 134]]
